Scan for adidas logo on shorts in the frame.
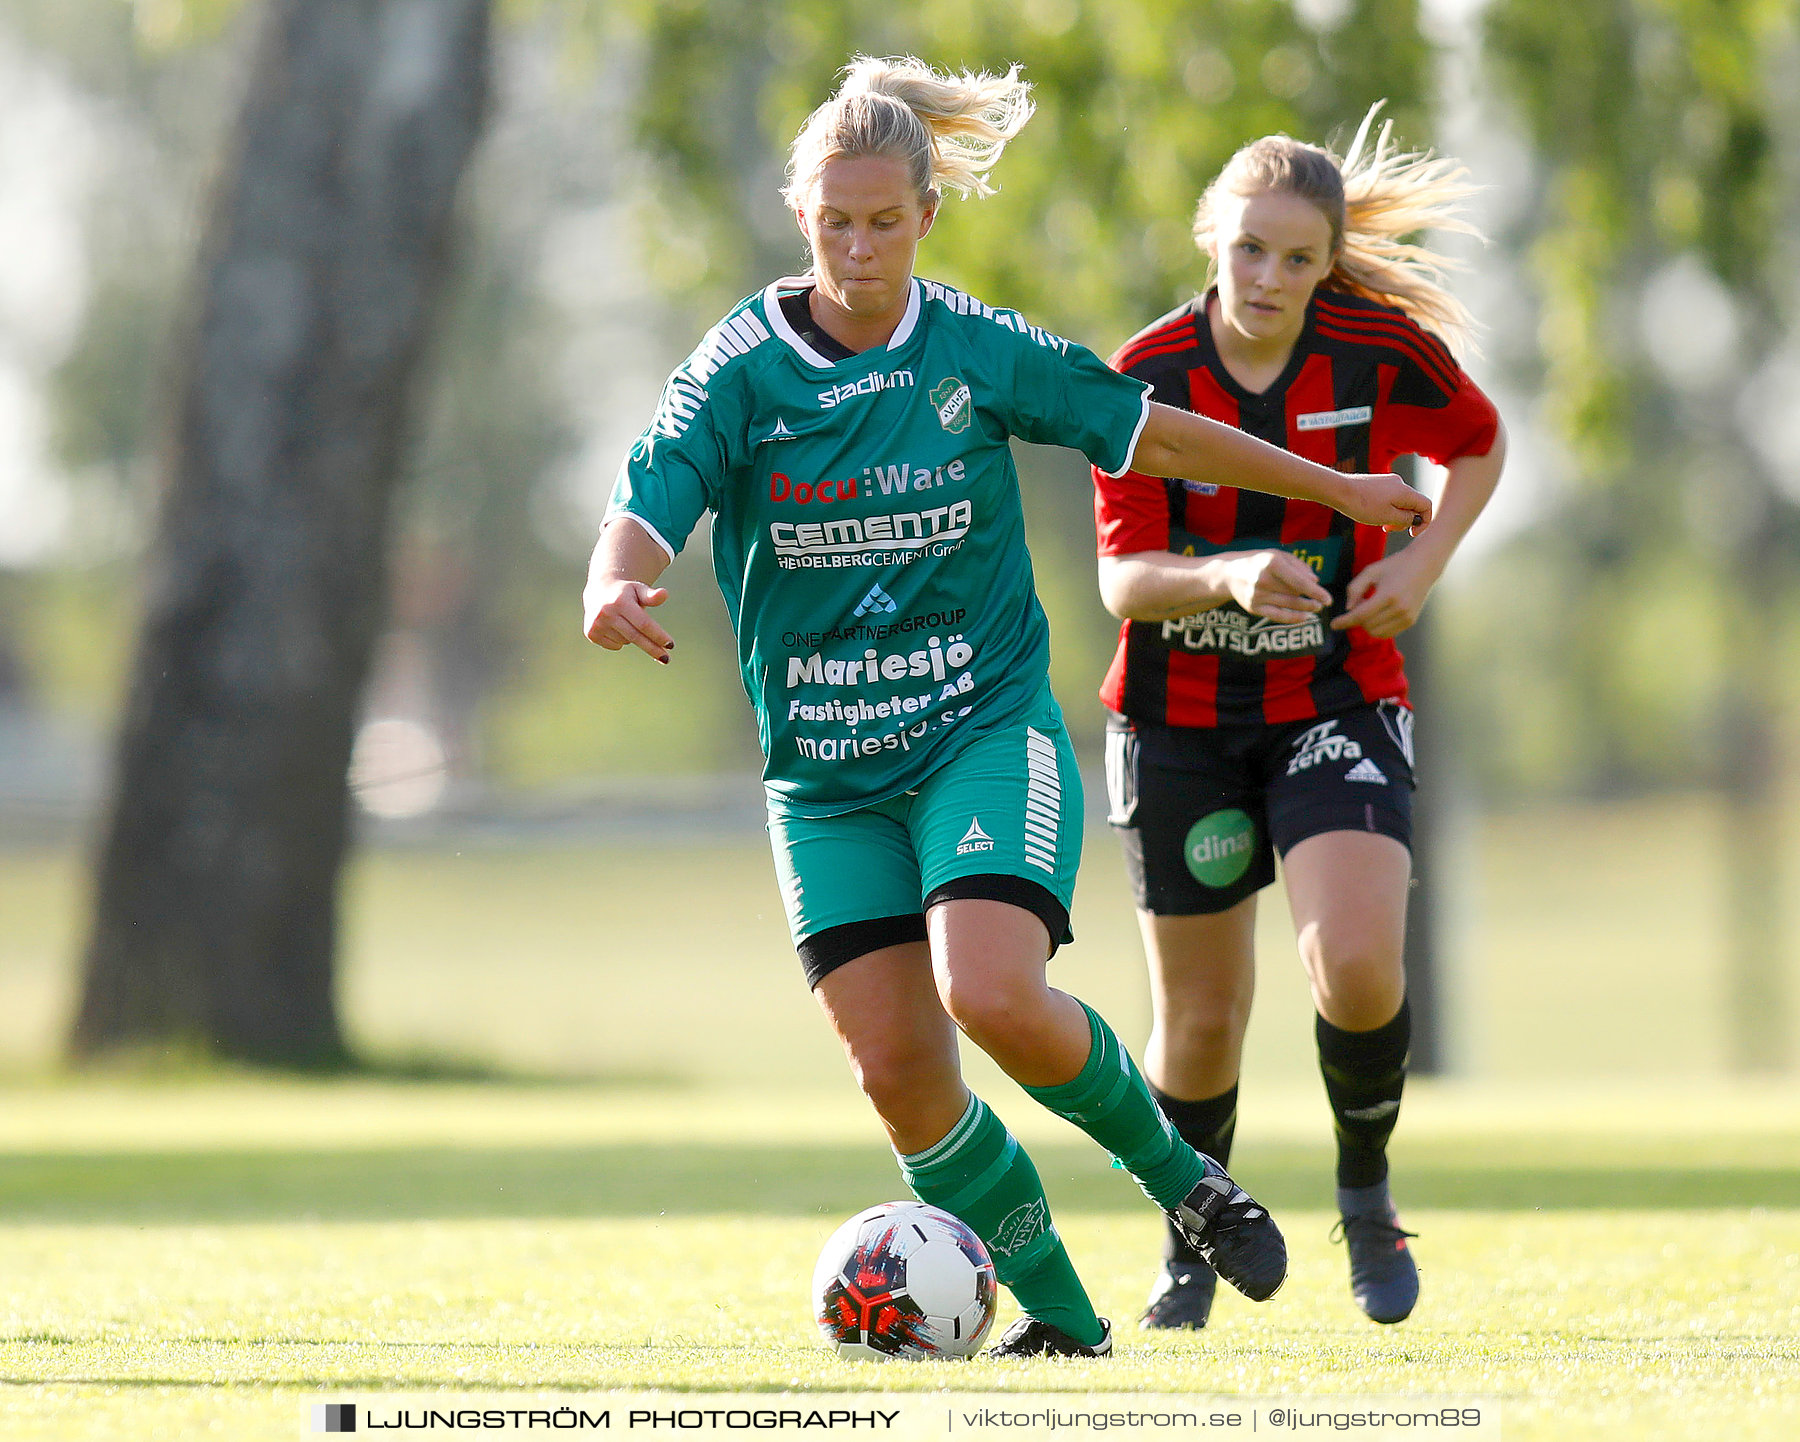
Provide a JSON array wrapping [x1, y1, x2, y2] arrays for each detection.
[[1345, 758, 1388, 785]]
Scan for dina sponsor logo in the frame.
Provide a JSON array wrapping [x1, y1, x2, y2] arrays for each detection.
[[930, 376, 973, 433], [1184, 809, 1256, 888], [1286, 720, 1364, 776], [818, 368, 914, 409]]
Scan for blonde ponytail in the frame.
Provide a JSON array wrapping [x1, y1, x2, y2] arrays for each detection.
[[1193, 105, 1484, 355], [782, 55, 1035, 208]]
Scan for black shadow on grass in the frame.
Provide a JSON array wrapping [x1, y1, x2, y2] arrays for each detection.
[[1, 1143, 1796, 1224]]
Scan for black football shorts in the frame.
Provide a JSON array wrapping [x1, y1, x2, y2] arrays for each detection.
[[1104, 700, 1416, 916]]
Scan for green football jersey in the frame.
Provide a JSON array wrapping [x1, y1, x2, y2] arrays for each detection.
[[606, 275, 1151, 817]]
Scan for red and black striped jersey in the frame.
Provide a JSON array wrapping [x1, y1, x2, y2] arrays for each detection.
[[1093, 287, 1499, 729]]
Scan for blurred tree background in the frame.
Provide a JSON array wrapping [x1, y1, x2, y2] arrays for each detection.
[[0, 0, 1795, 1065]]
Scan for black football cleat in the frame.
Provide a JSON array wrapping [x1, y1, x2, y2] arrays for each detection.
[[985, 1316, 1114, 1359], [1167, 1158, 1287, 1301], [1332, 1210, 1420, 1324], [1139, 1260, 1218, 1330]]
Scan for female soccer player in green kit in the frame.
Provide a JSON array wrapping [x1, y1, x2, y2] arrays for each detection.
[[1093, 114, 1506, 1330], [584, 58, 1430, 1358]]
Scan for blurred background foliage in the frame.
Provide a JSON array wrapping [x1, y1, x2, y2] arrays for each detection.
[[0, 0, 1796, 813]]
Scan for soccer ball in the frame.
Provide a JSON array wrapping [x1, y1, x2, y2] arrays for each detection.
[[812, 1201, 998, 1361]]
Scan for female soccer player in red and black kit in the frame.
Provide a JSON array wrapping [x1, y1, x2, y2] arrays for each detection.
[[1094, 113, 1506, 1329]]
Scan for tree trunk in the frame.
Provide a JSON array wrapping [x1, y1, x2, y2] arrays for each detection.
[[70, 0, 492, 1066]]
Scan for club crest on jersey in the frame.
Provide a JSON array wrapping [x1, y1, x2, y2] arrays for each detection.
[[930, 377, 973, 433]]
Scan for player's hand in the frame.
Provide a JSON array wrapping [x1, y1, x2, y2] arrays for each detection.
[[1223, 550, 1332, 624], [1336, 472, 1432, 533], [584, 578, 674, 662], [1331, 547, 1439, 638]]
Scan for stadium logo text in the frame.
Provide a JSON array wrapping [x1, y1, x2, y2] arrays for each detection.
[[818, 369, 914, 409]]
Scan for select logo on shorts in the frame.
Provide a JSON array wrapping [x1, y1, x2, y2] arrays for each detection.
[[1184, 809, 1256, 888], [957, 817, 995, 855], [314, 1403, 356, 1432], [930, 376, 973, 433]]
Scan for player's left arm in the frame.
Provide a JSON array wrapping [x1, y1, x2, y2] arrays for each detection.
[[1130, 403, 1432, 532], [1331, 418, 1508, 639]]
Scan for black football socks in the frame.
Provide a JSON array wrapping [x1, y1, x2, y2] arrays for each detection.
[[1149, 1082, 1239, 1266], [1316, 998, 1411, 1190]]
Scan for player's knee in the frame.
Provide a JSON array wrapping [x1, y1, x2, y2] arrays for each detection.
[[1157, 1006, 1247, 1063], [1304, 940, 1403, 1022], [849, 1035, 943, 1118], [937, 970, 1034, 1050]]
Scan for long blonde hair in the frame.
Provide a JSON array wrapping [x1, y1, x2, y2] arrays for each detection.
[[1193, 105, 1483, 354], [782, 56, 1035, 208]]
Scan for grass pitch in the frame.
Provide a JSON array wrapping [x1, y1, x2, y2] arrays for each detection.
[[0, 1077, 1796, 1441], [2, 802, 1798, 1437]]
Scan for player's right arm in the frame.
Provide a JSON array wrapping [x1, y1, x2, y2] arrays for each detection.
[[583, 303, 760, 664], [584, 516, 674, 663], [1098, 547, 1330, 625]]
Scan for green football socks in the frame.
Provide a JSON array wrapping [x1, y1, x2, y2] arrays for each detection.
[[898, 1093, 1105, 1347], [1024, 1001, 1208, 1212]]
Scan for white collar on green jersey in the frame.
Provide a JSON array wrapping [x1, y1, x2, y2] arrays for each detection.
[[762, 276, 922, 369]]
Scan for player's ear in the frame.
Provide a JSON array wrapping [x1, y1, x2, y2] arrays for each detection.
[[918, 188, 940, 240]]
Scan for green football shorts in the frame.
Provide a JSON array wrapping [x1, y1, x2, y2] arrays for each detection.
[[767, 699, 1085, 987]]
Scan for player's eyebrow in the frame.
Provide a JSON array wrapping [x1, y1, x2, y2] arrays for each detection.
[[1239, 226, 1316, 257], [820, 202, 908, 218]]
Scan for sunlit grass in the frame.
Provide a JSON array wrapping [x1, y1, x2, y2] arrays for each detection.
[[3, 802, 1800, 1438], [0, 1079, 1795, 1439]]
